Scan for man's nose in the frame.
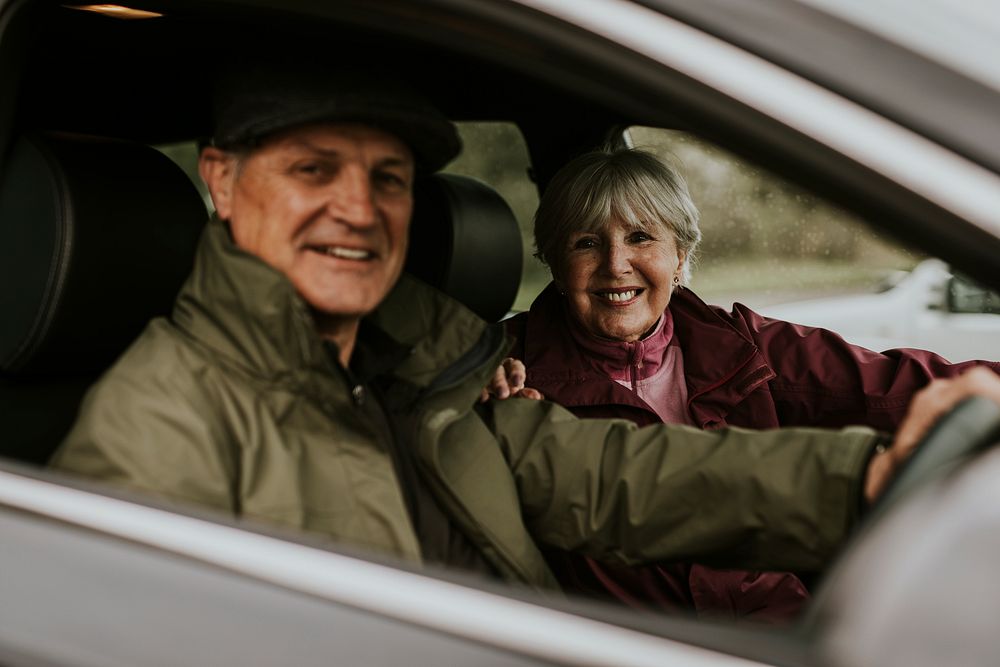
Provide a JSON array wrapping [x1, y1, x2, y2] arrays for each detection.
[[327, 164, 377, 228]]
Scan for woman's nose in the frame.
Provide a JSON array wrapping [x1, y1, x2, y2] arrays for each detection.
[[603, 243, 631, 275]]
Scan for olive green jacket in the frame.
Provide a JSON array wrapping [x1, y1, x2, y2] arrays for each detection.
[[52, 217, 879, 588]]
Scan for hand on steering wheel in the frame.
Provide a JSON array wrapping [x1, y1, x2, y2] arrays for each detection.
[[867, 367, 1000, 512], [804, 368, 1000, 635]]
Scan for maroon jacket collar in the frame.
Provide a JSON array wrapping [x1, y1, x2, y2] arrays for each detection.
[[565, 308, 672, 383], [511, 283, 775, 427]]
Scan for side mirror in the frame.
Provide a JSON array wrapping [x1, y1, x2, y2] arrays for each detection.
[[947, 272, 1000, 315]]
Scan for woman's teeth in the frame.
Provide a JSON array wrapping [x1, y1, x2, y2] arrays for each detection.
[[600, 290, 637, 302]]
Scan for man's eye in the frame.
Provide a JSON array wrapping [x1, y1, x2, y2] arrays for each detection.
[[293, 162, 332, 179], [374, 171, 408, 190]]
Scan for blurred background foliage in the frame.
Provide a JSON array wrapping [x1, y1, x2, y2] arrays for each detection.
[[628, 127, 923, 308]]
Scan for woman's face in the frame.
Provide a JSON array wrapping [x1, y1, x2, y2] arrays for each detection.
[[556, 217, 685, 342]]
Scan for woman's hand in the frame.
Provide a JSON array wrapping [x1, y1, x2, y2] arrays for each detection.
[[864, 367, 1000, 503], [480, 358, 545, 402]]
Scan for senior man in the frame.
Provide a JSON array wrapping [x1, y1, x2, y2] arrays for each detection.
[[51, 63, 999, 588]]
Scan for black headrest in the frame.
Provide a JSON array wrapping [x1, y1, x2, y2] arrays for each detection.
[[407, 174, 522, 322], [0, 133, 207, 377]]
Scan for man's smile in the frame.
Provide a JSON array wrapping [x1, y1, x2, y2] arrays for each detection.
[[305, 244, 377, 261]]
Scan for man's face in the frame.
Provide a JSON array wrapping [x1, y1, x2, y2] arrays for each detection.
[[202, 122, 414, 322]]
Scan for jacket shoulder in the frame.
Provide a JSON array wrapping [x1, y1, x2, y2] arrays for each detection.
[[369, 274, 505, 388], [51, 318, 240, 510]]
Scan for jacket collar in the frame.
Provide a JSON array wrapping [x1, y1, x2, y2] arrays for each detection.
[[171, 216, 494, 389], [667, 288, 775, 426], [518, 284, 657, 413], [567, 307, 673, 383], [519, 283, 775, 426], [172, 215, 330, 382]]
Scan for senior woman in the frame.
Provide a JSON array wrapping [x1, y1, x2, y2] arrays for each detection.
[[505, 147, 1000, 623]]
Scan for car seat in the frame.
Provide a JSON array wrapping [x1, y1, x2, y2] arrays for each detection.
[[408, 173, 523, 323], [0, 135, 523, 465], [0, 133, 208, 464]]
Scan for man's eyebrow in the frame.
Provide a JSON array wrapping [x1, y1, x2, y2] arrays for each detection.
[[373, 155, 411, 169], [288, 139, 411, 166]]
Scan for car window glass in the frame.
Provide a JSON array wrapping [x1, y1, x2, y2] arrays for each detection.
[[949, 272, 1000, 315], [443, 122, 545, 311], [627, 126, 1000, 363], [157, 142, 211, 209]]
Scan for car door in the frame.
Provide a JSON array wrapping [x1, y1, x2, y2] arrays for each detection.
[[2, 1, 999, 666]]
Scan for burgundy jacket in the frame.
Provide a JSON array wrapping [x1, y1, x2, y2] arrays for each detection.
[[506, 283, 999, 623]]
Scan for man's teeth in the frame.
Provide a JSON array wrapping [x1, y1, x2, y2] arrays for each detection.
[[323, 246, 371, 260], [601, 290, 637, 302]]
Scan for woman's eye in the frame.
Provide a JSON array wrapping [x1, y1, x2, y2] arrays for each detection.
[[572, 237, 598, 250], [628, 232, 653, 243]]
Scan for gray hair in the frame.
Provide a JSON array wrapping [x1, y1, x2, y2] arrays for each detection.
[[534, 147, 701, 284]]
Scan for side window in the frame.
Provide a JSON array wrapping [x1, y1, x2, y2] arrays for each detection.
[[444, 122, 546, 311], [157, 142, 212, 209], [949, 273, 1000, 315], [627, 126, 1000, 362]]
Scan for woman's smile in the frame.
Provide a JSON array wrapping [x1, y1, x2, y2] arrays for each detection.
[[559, 218, 684, 342], [592, 288, 644, 304]]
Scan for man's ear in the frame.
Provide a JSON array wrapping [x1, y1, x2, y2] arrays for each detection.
[[199, 146, 238, 220]]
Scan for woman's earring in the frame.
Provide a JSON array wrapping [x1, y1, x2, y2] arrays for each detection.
[[673, 276, 680, 286]]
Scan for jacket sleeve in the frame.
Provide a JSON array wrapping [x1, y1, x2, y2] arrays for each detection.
[[488, 397, 878, 573], [49, 343, 239, 513], [733, 304, 1000, 431]]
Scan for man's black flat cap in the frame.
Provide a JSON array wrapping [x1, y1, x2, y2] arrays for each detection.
[[212, 61, 461, 172]]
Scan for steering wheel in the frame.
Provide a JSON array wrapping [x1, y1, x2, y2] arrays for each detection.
[[872, 396, 1000, 516], [802, 395, 1000, 633]]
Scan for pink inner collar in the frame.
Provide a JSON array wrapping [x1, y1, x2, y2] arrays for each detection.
[[566, 307, 675, 383]]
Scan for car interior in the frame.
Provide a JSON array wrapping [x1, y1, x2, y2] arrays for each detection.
[[0, 130, 524, 464], [2, 2, 999, 660], [0, 2, 620, 460], [0, 4, 549, 461]]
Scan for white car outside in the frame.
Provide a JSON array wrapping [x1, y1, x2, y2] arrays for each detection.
[[762, 260, 1000, 363]]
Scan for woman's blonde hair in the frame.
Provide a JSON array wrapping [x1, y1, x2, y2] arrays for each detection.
[[534, 147, 701, 284]]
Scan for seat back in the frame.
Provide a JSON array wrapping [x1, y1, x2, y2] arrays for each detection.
[[0, 133, 207, 463], [408, 173, 523, 322]]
